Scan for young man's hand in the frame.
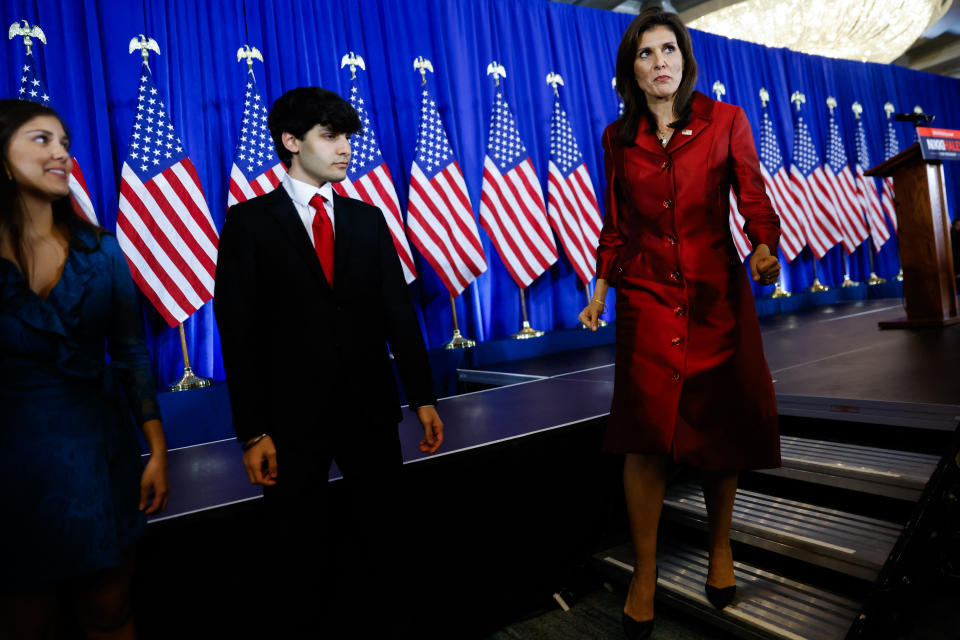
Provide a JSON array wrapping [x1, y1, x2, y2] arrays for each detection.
[[416, 406, 444, 454], [243, 435, 278, 485]]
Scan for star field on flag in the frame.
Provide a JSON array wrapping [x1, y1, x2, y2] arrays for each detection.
[[479, 86, 557, 289], [332, 75, 417, 283], [227, 68, 284, 207], [546, 95, 601, 286], [788, 107, 842, 259], [758, 106, 805, 261], [406, 83, 486, 296], [116, 62, 219, 327]]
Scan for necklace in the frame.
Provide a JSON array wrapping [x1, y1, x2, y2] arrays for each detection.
[[657, 128, 671, 147]]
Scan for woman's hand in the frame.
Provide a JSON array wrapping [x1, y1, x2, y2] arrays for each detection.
[[578, 299, 605, 331], [139, 451, 169, 514], [749, 244, 780, 286]]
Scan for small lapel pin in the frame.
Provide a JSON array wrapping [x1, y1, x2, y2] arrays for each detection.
[[681, 129, 693, 135]]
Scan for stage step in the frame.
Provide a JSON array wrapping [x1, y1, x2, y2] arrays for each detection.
[[761, 436, 940, 500], [597, 542, 860, 640], [662, 483, 902, 580]]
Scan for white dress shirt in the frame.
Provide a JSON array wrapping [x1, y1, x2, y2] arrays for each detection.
[[281, 173, 335, 246]]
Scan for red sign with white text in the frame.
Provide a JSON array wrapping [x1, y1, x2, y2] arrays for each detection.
[[917, 127, 960, 160]]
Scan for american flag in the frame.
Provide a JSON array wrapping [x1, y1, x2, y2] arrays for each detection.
[[546, 95, 602, 285], [758, 106, 805, 261], [728, 190, 752, 262], [406, 85, 486, 296], [853, 114, 890, 251], [17, 50, 98, 225], [479, 87, 557, 288], [881, 115, 899, 232], [823, 107, 869, 253], [332, 75, 417, 283], [227, 68, 284, 207], [788, 106, 842, 258], [116, 62, 219, 327]]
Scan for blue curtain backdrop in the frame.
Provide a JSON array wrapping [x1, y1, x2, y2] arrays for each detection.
[[2, 0, 958, 388]]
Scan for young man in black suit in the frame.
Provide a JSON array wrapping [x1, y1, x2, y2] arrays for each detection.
[[214, 87, 443, 634]]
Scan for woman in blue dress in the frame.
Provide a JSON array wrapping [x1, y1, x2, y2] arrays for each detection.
[[0, 99, 169, 639]]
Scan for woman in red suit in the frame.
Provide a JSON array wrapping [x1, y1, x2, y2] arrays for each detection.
[[579, 8, 782, 639]]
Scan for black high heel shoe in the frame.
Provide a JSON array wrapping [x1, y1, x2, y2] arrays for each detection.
[[621, 611, 654, 640], [704, 583, 736, 610], [622, 567, 657, 639]]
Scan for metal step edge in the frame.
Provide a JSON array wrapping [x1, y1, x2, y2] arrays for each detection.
[[756, 466, 924, 501], [671, 484, 903, 534], [779, 448, 937, 477], [598, 543, 859, 640], [664, 498, 898, 558], [663, 487, 901, 575], [780, 437, 941, 466], [662, 510, 884, 580], [780, 450, 936, 478], [778, 456, 933, 488]]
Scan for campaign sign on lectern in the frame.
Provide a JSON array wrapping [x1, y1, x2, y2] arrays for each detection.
[[917, 127, 960, 161], [866, 141, 958, 328]]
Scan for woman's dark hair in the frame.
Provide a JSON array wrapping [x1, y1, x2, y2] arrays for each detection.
[[267, 87, 362, 168], [0, 98, 100, 284], [614, 7, 699, 145]]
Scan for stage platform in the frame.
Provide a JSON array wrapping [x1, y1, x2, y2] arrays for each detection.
[[151, 298, 959, 524], [138, 297, 960, 640]]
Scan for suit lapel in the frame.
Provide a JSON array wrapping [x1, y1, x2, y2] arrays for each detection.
[[633, 126, 668, 157], [332, 193, 352, 290], [267, 187, 331, 292], [667, 91, 714, 155]]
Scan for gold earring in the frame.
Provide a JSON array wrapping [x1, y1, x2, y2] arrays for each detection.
[[2, 164, 11, 180]]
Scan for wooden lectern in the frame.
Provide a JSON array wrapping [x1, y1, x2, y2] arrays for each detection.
[[866, 143, 958, 329]]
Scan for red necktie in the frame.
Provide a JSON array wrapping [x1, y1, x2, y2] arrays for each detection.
[[309, 193, 334, 286]]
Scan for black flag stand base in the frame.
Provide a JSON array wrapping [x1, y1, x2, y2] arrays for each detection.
[[168, 323, 212, 392]]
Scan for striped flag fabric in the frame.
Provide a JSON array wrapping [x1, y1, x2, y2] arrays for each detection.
[[116, 62, 219, 327], [728, 190, 752, 262], [823, 107, 869, 253], [478, 86, 557, 288], [227, 68, 284, 207], [853, 115, 891, 251], [881, 115, 900, 232], [546, 94, 602, 285], [788, 103, 842, 258], [758, 105, 805, 261], [332, 75, 417, 283], [406, 84, 486, 296], [16, 49, 98, 225]]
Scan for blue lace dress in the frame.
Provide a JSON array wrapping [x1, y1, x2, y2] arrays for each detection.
[[0, 228, 160, 588]]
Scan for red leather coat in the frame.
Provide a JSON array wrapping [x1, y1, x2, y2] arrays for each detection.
[[597, 92, 780, 470]]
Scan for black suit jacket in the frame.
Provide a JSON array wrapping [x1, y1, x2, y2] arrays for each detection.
[[214, 186, 436, 447]]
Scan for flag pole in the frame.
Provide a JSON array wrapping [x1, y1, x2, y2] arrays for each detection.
[[511, 286, 544, 339], [168, 322, 211, 391], [841, 251, 859, 287], [808, 254, 829, 292], [444, 294, 475, 349], [867, 242, 886, 285], [769, 248, 791, 298]]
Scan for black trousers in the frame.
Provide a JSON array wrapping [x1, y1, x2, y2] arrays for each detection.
[[262, 421, 406, 637]]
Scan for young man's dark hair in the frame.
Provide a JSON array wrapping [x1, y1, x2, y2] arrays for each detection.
[[267, 87, 362, 167]]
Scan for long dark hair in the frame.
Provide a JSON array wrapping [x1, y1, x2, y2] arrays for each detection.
[[614, 7, 699, 145], [0, 99, 100, 284]]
